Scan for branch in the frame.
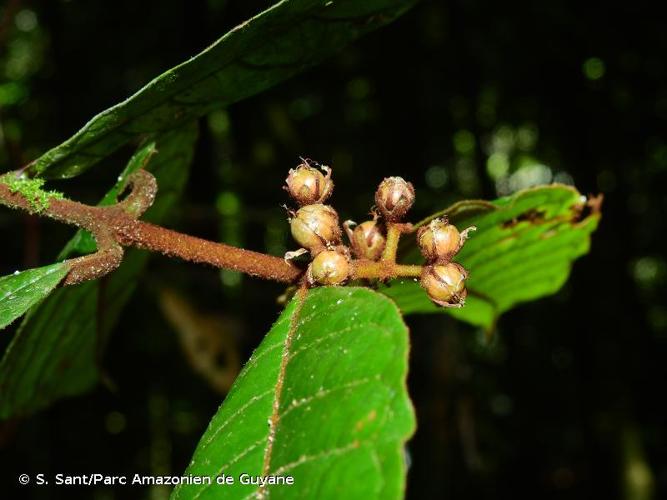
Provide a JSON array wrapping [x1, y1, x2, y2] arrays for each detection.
[[0, 170, 433, 288], [0, 171, 303, 284], [116, 221, 302, 283], [351, 261, 422, 281]]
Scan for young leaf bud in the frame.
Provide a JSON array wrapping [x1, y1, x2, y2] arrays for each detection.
[[307, 249, 350, 286], [417, 218, 469, 262], [420, 262, 468, 308], [374, 176, 415, 222], [289, 204, 341, 254], [344, 220, 386, 261], [284, 161, 333, 206]]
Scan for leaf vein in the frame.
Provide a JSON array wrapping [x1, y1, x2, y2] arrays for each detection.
[[258, 286, 308, 497], [277, 376, 377, 421], [202, 389, 274, 447], [287, 321, 392, 362]]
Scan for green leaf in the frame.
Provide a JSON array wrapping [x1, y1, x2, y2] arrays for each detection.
[[0, 263, 69, 330], [381, 185, 601, 329], [172, 287, 415, 500], [34, 0, 417, 179], [0, 123, 198, 419]]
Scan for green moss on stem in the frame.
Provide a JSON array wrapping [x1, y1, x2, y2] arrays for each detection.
[[0, 173, 64, 213]]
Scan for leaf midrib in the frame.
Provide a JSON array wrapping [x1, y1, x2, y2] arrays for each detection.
[[258, 286, 309, 495]]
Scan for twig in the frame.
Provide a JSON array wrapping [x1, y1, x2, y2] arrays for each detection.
[[351, 260, 421, 281], [0, 171, 302, 284], [0, 170, 428, 286], [380, 222, 413, 263]]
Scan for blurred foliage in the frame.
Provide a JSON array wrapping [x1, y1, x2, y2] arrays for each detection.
[[1, 0, 666, 499]]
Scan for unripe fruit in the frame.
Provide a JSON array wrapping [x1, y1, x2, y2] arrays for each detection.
[[284, 162, 333, 206], [345, 220, 386, 261], [420, 262, 468, 307], [289, 204, 341, 254], [375, 176, 415, 222], [418, 218, 461, 262], [308, 250, 350, 286]]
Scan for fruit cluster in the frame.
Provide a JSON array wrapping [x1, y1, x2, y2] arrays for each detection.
[[417, 219, 476, 307], [284, 159, 475, 308]]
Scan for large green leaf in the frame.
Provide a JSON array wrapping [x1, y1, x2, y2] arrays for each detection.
[[0, 263, 69, 330], [381, 185, 601, 329], [33, 0, 417, 179], [0, 123, 198, 419], [173, 287, 415, 499]]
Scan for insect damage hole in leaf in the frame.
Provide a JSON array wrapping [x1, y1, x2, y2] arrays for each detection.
[[501, 208, 546, 228], [381, 184, 602, 330], [173, 287, 415, 500]]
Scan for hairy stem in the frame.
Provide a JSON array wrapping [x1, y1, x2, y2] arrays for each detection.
[[116, 220, 302, 282], [380, 222, 413, 263], [0, 172, 302, 284], [0, 170, 425, 287], [351, 261, 422, 281]]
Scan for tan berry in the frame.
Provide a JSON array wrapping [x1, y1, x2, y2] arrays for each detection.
[[417, 217, 476, 262], [289, 204, 341, 254], [344, 220, 386, 261], [284, 161, 333, 206], [420, 262, 469, 308], [308, 250, 350, 286], [374, 176, 415, 222]]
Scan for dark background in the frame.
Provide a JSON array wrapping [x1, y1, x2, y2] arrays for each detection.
[[1, 0, 666, 499]]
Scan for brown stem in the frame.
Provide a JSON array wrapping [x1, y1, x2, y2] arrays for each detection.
[[0, 170, 426, 287], [351, 260, 422, 281], [0, 172, 302, 284], [115, 220, 302, 282]]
